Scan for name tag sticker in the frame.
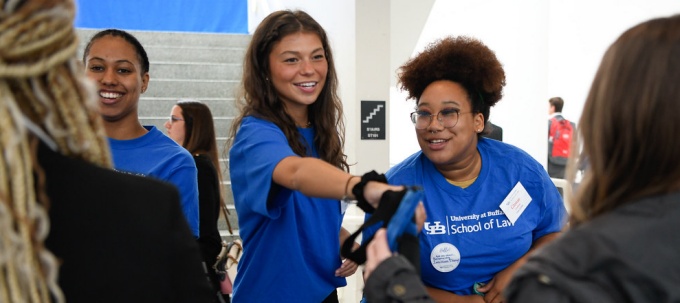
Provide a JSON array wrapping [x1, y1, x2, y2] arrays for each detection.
[[499, 182, 532, 224]]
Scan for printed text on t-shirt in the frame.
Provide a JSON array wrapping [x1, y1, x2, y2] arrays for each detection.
[[423, 209, 514, 235]]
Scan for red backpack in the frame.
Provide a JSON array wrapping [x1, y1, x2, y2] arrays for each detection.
[[549, 117, 573, 160]]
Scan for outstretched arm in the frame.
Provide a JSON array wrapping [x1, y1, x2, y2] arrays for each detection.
[[272, 156, 402, 208]]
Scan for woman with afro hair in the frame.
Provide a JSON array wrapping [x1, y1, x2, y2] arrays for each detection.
[[361, 36, 567, 303]]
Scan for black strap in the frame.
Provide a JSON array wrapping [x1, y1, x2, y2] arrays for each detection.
[[341, 189, 408, 264], [396, 233, 421, 275], [351, 170, 388, 214]]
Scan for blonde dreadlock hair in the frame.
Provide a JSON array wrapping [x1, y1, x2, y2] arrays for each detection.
[[0, 0, 112, 301]]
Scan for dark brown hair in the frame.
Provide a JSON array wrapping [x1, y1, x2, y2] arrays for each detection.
[[83, 28, 150, 74], [228, 10, 349, 171], [570, 14, 680, 225], [549, 97, 564, 112], [176, 100, 225, 210], [397, 36, 506, 137]]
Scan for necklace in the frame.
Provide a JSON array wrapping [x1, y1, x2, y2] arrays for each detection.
[[298, 121, 311, 128]]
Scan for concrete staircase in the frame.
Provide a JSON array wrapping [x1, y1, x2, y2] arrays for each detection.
[[76, 29, 249, 242]]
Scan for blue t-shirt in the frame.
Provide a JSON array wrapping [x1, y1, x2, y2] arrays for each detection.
[[108, 126, 200, 237], [229, 116, 346, 302], [363, 138, 567, 295]]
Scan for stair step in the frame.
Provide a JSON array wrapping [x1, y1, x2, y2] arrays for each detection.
[[145, 79, 239, 99], [146, 45, 245, 64], [152, 63, 243, 81], [138, 97, 240, 118], [77, 29, 251, 49]]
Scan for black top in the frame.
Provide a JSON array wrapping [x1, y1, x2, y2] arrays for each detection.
[[194, 154, 223, 266], [41, 143, 213, 303]]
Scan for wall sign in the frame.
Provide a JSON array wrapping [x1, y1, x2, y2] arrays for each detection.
[[361, 101, 386, 140]]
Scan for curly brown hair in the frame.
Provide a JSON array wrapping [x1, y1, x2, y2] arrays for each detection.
[[398, 36, 506, 136]]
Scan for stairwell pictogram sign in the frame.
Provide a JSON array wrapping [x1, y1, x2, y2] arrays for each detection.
[[361, 100, 385, 140]]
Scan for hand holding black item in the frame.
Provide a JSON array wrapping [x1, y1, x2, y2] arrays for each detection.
[[341, 186, 421, 272]]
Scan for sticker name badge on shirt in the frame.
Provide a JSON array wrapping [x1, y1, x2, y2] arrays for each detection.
[[499, 181, 532, 224]]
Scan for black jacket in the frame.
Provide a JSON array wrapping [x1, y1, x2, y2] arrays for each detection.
[[41, 143, 214, 303], [365, 255, 434, 303], [506, 192, 680, 303]]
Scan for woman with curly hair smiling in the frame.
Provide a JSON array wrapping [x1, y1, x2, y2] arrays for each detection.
[[362, 36, 567, 303]]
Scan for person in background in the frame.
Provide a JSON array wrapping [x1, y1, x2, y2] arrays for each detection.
[[0, 0, 213, 301], [362, 36, 567, 303], [228, 9, 402, 302], [506, 14, 680, 302], [547, 96, 575, 179], [83, 29, 200, 237], [165, 100, 227, 302]]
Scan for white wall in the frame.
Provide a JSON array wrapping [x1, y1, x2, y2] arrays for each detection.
[[389, 0, 680, 167], [547, 0, 680, 128], [248, 0, 680, 168]]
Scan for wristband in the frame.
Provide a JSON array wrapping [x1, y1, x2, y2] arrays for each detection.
[[351, 170, 388, 214], [341, 175, 357, 203]]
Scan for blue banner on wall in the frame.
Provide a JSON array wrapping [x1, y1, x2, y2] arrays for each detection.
[[74, 0, 248, 34]]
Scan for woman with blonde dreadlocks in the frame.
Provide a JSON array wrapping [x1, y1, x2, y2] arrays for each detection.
[[0, 0, 213, 302]]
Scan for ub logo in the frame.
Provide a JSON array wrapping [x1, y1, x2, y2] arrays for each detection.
[[424, 221, 446, 235]]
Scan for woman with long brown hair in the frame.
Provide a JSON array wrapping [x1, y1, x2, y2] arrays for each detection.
[[166, 100, 227, 300], [228, 9, 401, 302]]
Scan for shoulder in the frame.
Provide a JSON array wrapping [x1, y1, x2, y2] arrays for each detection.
[[147, 127, 195, 163], [193, 154, 217, 175], [148, 126, 188, 149], [43, 149, 181, 215], [231, 116, 296, 159], [387, 151, 425, 183], [192, 154, 212, 167], [480, 139, 550, 179], [240, 116, 281, 133], [480, 138, 533, 161], [43, 155, 210, 299], [233, 116, 287, 146]]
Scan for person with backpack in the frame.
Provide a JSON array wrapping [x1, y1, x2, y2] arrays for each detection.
[[547, 97, 575, 179]]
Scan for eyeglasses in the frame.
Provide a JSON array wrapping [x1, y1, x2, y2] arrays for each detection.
[[169, 116, 184, 123], [410, 109, 469, 130]]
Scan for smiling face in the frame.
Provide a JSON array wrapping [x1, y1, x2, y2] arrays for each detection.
[[85, 35, 149, 124], [164, 105, 186, 146], [415, 80, 484, 171], [268, 32, 328, 117]]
